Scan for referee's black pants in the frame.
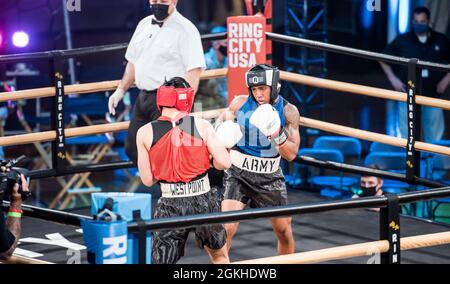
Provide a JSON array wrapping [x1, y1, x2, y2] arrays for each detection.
[[125, 90, 161, 164]]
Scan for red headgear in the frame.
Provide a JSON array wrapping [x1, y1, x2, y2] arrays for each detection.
[[156, 85, 195, 113]]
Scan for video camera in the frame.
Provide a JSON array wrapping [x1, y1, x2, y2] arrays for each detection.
[[0, 155, 31, 202]]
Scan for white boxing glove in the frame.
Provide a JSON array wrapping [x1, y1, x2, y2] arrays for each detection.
[[215, 120, 243, 148], [108, 88, 126, 115], [250, 104, 281, 137]]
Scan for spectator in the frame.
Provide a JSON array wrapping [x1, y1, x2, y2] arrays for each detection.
[[380, 6, 450, 143]]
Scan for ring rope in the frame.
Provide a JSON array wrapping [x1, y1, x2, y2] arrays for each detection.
[[300, 116, 450, 156], [280, 71, 450, 111], [0, 108, 448, 156], [0, 68, 228, 103], [234, 231, 450, 264], [0, 109, 225, 147], [1, 68, 449, 112], [4, 231, 448, 265]]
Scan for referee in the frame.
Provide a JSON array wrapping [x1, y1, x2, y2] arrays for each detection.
[[108, 0, 206, 163]]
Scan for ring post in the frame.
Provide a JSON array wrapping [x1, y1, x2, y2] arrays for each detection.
[[406, 58, 422, 182], [50, 52, 69, 174], [380, 194, 401, 264]]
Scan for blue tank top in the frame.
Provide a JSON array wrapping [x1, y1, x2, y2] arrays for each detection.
[[236, 96, 286, 158]]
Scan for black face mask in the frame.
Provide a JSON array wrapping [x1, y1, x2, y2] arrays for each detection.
[[151, 4, 170, 21], [360, 186, 378, 197], [218, 45, 227, 56]]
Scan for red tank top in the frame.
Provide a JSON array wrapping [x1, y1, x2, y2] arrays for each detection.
[[148, 114, 210, 183]]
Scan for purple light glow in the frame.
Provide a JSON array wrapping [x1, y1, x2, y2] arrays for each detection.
[[12, 31, 30, 48]]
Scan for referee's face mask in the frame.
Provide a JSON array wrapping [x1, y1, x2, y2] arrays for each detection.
[[150, 0, 175, 21]]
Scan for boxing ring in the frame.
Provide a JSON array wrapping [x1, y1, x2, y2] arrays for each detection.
[[1, 29, 450, 264], [3, 187, 450, 264]]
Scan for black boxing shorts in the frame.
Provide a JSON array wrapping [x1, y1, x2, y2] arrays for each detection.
[[223, 151, 288, 208], [151, 185, 226, 264]]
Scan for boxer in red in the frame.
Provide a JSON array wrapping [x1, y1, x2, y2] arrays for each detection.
[[136, 77, 231, 264]]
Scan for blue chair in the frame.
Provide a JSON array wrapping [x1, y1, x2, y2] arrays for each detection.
[[113, 131, 138, 178], [48, 95, 114, 209], [66, 95, 109, 115], [430, 154, 450, 220], [364, 152, 410, 194], [419, 140, 450, 181], [429, 154, 450, 182], [432, 140, 450, 147], [369, 142, 404, 153], [298, 148, 358, 190], [64, 95, 113, 162], [313, 136, 362, 164]]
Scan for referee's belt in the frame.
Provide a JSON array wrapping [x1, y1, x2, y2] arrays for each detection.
[[230, 150, 281, 174], [160, 173, 211, 198]]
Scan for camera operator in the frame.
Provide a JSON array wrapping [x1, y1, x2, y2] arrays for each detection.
[[0, 174, 29, 261]]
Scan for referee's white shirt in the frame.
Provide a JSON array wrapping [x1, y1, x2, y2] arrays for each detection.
[[125, 10, 206, 91]]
